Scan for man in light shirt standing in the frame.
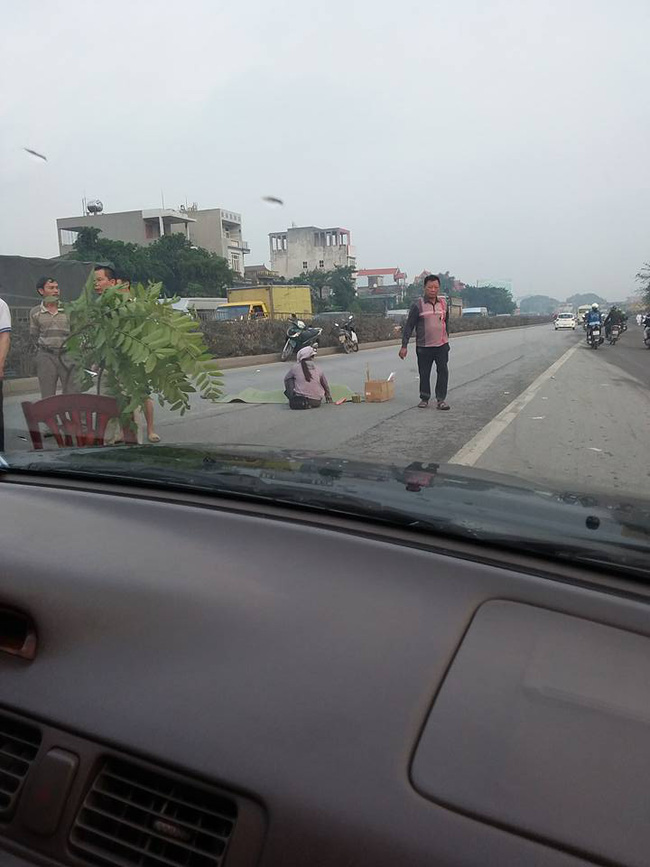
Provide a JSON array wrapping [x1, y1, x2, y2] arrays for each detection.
[[29, 276, 77, 398], [0, 294, 11, 452], [399, 274, 451, 410]]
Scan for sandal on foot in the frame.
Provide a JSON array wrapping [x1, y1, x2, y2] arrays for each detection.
[[417, 399, 429, 408], [148, 433, 161, 443], [436, 401, 450, 411]]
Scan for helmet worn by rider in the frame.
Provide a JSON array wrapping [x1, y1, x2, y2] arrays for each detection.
[[592, 303, 599, 309]]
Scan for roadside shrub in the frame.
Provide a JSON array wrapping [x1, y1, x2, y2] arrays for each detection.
[[448, 314, 553, 333], [201, 314, 396, 358]]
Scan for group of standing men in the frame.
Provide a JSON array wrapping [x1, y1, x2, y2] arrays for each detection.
[[0, 266, 159, 452]]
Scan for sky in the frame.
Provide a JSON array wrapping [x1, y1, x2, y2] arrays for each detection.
[[1, 0, 649, 300]]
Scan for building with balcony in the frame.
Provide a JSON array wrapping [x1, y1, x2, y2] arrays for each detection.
[[56, 204, 249, 277], [269, 226, 356, 280], [185, 206, 250, 277], [244, 264, 280, 285]]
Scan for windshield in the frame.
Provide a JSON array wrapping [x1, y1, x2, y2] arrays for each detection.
[[2, 1, 649, 576], [214, 306, 250, 321]]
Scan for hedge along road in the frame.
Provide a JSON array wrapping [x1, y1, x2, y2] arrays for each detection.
[[4, 321, 564, 462], [142, 321, 574, 464]]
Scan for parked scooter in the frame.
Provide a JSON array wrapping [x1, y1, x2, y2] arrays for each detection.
[[281, 317, 323, 361], [334, 316, 359, 353]]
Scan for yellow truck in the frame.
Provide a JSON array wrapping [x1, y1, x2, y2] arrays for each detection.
[[225, 285, 312, 320]]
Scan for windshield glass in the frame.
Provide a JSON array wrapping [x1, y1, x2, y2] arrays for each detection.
[[214, 306, 250, 321], [2, 1, 649, 575]]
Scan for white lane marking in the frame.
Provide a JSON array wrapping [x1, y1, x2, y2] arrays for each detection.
[[449, 344, 580, 466]]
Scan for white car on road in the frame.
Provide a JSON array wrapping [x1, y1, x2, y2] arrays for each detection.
[[555, 312, 576, 330]]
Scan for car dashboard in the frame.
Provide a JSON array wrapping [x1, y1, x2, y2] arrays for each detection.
[[1, 473, 650, 867]]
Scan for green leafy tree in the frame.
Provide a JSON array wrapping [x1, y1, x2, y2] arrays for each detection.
[[291, 265, 356, 312], [147, 234, 233, 296], [436, 271, 457, 295], [461, 285, 516, 314], [68, 227, 151, 283], [67, 228, 232, 296], [566, 292, 608, 307], [519, 295, 560, 315], [288, 269, 332, 311], [328, 265, 357, 310], [65, 277, 223, 420], [635, 263, 650, 307]]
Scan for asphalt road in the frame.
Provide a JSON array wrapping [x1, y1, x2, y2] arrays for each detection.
[[6, 322, 649, 497], [126, 323, 584, 463], [3, 322, 575, 462], [461, 323, 650, 497]]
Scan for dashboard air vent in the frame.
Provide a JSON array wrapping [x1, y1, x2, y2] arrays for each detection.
[[70, 759, 238, 867], [0, 714, 42, 818]]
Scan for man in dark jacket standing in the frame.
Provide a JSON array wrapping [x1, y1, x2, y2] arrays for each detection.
[[398, 274, 451, 410]]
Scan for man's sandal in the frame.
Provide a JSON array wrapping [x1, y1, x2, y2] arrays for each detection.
[[436, 401, 450, 411]]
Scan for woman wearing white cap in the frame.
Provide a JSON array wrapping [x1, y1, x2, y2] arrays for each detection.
[[284, 346, 333, 410]]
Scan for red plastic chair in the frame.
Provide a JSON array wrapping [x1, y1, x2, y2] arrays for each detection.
[[21, 394, 138, 450]]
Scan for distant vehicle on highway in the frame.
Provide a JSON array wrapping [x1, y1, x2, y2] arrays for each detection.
[[461, 307, 488, 317], [215, 301, 269, 321], [554, 312, 576, 330], [576, 304, 592, 327], [170, 297, 228, 321]]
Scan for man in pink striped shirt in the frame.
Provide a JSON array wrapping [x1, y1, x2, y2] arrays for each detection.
[[398, 275, 451, 410]]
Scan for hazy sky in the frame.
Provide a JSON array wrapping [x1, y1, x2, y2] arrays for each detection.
[[2, 0, 649, 299]]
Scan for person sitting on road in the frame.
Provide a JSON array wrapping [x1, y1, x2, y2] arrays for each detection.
[[284, 346, 332, 410]]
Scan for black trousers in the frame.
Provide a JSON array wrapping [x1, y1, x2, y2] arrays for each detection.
[[288, 395, 322, 410], [416, 344, 450, 402], [0, 380, 4, 452]]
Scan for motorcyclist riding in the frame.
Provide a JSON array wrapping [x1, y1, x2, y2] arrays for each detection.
[[604, 305, 623, 339], [585, 303, 603, 346], [643, 311, 650, 348]]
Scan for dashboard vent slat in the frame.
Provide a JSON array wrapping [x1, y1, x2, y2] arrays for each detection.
[[0, 714, 41, 817], [71, 760, 238, 867]]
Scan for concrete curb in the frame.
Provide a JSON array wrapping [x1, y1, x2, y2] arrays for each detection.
[[4, 322, 548, 391]]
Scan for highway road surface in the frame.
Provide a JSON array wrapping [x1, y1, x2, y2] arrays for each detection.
[[5, 322, 649, 497]]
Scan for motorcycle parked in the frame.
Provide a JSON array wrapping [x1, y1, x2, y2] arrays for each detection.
[[334, 316, 359, 354], [607, 324, 620, 345], [281, 319, 323, 361], [587, 325, 604, 349]]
